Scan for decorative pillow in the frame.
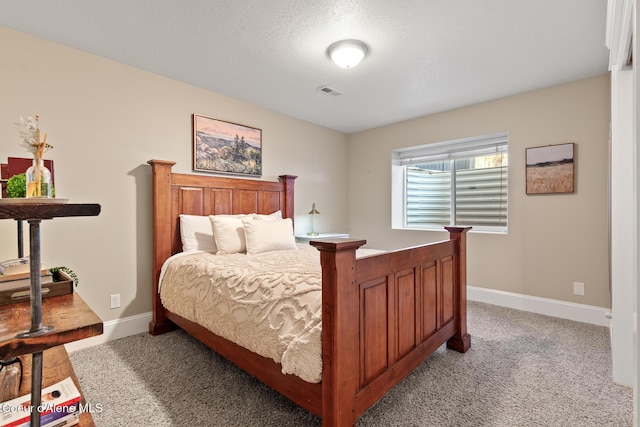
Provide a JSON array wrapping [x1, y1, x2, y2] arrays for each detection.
[[209, 215, 251, 254], [242, 217, 297, 255], [253, 210, 283, 221], [179, 215, 217, 252]]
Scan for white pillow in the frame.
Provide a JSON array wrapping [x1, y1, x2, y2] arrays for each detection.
[[209, 214, 251, 254], [179, 215, 217, 252], [253, 210, 283, 221], [242, 217, 297, 255]]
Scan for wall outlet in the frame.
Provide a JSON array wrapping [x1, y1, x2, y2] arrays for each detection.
[[573, 282, 585, 296], [110, 293, 121, 309]]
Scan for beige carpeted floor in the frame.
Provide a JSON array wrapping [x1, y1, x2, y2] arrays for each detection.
[[69, 301, 633, 426]]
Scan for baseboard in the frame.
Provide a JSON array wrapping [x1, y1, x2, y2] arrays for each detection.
[[65, 311, 152, 353], [468, 286, 611, 327]]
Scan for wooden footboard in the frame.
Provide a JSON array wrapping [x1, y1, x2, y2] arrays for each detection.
[[312, 227, 470, 425], [147, 160, 470, 426]]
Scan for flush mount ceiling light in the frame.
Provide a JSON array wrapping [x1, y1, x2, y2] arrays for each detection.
[[327, 39, 369, 69]]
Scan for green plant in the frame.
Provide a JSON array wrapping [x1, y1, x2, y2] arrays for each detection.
[[6, 173, 26, 198], [50, 266, 79, 287]]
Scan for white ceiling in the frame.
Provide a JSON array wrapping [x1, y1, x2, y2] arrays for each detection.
[[0, 1, 610, 134]]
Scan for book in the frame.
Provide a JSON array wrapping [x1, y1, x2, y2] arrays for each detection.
[[40, 410, 80, 427], [41, 410, 79, 427], [0, 268, 50, 284], [0, 258, 30, 276], [0, 274, 54, 292], [0, 377, 81, 427]]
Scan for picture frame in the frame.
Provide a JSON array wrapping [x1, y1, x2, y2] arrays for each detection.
[[193, 114, 262, 176], [526, 142, 575, 194]]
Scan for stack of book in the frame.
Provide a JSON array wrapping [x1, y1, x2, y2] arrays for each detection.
[[0, 258, 72, 306], [0, 377, 81, 427]]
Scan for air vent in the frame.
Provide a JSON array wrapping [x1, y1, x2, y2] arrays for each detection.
[[318, 85, 342, 96]]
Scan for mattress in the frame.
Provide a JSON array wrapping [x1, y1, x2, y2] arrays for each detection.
[[159, 244, 383, 383]]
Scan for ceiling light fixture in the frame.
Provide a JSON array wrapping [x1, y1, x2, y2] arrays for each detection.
[[327, 39, 369, 69]]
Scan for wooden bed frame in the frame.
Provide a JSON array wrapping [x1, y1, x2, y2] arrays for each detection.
[[148, 159, 471, 426]]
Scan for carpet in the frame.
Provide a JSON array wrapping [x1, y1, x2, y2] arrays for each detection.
[[69, 301, 633, 426]]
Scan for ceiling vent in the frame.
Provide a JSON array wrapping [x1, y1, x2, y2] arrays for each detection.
[[318, 85, 342, 96]]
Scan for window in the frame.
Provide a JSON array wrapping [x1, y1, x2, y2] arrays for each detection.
[[392, 133, 508, 233]]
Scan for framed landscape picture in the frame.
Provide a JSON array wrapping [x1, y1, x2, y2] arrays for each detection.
[[193, 114, 262, 176], [526, 143, 574, 194]]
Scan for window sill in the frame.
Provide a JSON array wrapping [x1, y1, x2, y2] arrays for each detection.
[[392, 226, 508, 235]]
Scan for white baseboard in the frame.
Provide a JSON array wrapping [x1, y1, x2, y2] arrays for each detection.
[[468, 286, 611, 327], [65, 311, 152, 353], [65, 287, 610, 353]]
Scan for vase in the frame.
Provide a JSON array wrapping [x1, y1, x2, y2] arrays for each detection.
[[26, 159, 52, 198], [0, 357, 22, 401]]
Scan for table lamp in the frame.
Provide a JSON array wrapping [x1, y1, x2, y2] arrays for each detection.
[[307, 203, 320, 236]]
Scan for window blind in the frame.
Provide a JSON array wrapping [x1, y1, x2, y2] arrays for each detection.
[[393, 133, 508, 166], [399, 133, 508, 232]]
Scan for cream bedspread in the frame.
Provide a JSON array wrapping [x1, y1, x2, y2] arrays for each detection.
[[159, 244, 382, 383]]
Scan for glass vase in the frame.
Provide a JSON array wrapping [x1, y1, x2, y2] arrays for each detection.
[[26, 159, 52, 198]]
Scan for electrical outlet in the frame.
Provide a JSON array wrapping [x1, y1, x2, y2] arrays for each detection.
[[573, 282, 585, 296], [110, 293, 121, 309]]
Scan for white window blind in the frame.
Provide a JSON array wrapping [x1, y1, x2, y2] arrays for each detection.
[[393, 133, 508, 165], [393, 133, 508, 232]]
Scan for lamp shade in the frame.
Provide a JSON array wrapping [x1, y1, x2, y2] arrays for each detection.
[[327, 39, 369, 69], [308, 202, 320, 215]]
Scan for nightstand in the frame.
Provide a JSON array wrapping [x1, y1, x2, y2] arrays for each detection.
[[295, 233, 350, 244]]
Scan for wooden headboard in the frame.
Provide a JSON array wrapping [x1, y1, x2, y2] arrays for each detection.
[[147, 159, 297, 333]]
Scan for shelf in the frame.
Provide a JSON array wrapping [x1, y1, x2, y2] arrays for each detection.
[[0, 202, 100, 220], [0, 293, 103, 360]]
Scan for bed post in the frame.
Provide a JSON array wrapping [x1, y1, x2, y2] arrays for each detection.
[[445, 226, 472, 353], [148, 159, 177, 335], [278, 175, 297, 225], [310, 238, 367, 427]]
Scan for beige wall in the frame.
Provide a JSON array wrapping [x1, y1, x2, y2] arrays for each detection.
[[0, 26, 612, 322], [348, 74, 611, 308], [0, 27, 348, 321]]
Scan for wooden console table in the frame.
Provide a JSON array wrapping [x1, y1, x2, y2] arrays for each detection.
[[0, 202, 101, 426]]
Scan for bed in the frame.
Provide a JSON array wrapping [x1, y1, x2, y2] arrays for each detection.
[[148, 159, 471, 426]]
